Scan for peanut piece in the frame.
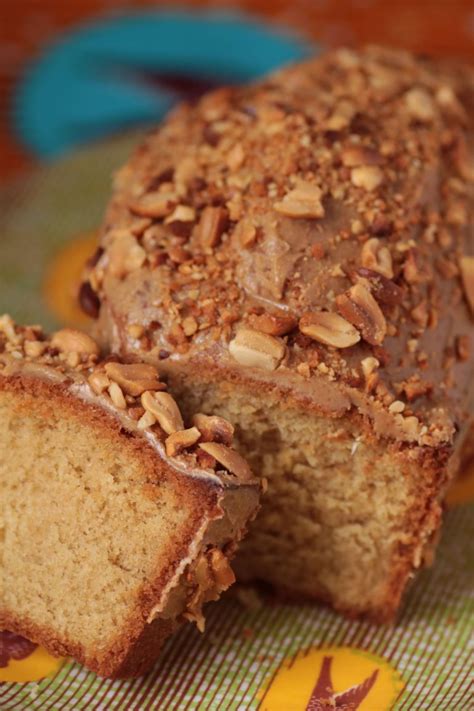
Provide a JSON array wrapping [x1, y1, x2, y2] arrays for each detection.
[[299, 312, 360, 348], [192, 413, 234, 445], [247, 312, 297, 337], [351, 166, 383, 191], [336, 284, 387, 346], [104, 362, 164, 396], [165, 427, 201, 456], [141, 391, 184, 434], [108, 382, 127, 409], [229, 328, 286, 370], [199, 442, 253, 482], [274, 181, 325, 219], [51, 329, 99, 356], [361, 238, 393, 279], [198, 206, 228, 249]]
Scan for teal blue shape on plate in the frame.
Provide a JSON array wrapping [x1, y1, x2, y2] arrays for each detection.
[[14, 10, 315, 159]]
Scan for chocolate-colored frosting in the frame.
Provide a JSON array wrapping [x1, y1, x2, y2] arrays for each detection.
[[84, 46, 474, 447]]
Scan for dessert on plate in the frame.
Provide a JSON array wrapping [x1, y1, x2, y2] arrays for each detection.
[[81, 45, 474, 621], [0, 316, 260, 677]]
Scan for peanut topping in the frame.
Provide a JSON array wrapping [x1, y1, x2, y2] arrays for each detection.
[[104, 362, 164, 396], [299, 312, 360, 348], [388, 400, 406, 414], [226, 142, 245, 171], [274, 181, 325, 219], [137, 410, 156, 430], [352, 268, 403, 306], [79, 48, 472, 447], [228, 328, 286, 370], [198, 442, 253, 482], [341, 146, 382, 167], [336, 284, 387, 346], [361, 238, 394, 279], [141, 391, 184, 434], [165, 427, 201, 456], [88, 370, 110, 394], [234, 218, 257, 248], [108, 381, 127, 409], [129, 192, 176, 218], [361, 356, 379, 379], [350, 166, 383, 191], [24, 341, 47, 358], [164, 205, 195, 224], [108, 232, 146, 278], [51, 329, 99, 356], [192, 413, 234, 445], [459, 256, 474, 314], [198, 206, 228, 249], [404, 87, 436, 122], [247, 312, 297, 337]]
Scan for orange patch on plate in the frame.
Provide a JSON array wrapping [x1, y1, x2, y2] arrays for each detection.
[[257, 645, 404, 711], [0, 646, 65, 684], [43, 230, 98, 327]]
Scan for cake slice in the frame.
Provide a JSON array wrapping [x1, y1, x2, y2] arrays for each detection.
[[0, 316, 260, 678]]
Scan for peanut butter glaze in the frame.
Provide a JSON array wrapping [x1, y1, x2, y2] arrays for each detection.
[[83, 47, 474, 447]]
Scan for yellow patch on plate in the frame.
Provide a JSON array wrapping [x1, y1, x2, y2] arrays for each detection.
[[0, 646, 65, 683], [258, 645, 404, 711], [42, 230, 98, 327]]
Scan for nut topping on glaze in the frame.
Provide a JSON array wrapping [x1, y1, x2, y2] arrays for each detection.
[[341, 146, 382, 167], [336, 284, 387, 346], [459, 256, 474, 314], [350, 166, 383, 191], [299, 312, 360, 348], [129, 192, 177, 218], [247, 312, 297, 337], [351, 269, 403, 306], [198, 442, 253, 482], [108, 232, 146, 278], [404, 87, 436, 122], [198, 206, 228, 249], [51, 329, 99, 356], [104, 362, 165, 396], [234, 218, 257, 248], [274, 181, 325, 219], [88, 370, 110, 394], [0, 317, 258, 479], [229, 328, 286, 370], [108, 381, 127, 409], [192, 413, 234, 446], [361, 238, 394, 279], [141, 391, 184, 434], [79, 48, 473, 446], [165, 427, 201, 456]]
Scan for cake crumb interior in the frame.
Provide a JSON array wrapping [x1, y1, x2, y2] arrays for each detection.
[[0, 389, 191, 653], [171, 374, 438, 619]]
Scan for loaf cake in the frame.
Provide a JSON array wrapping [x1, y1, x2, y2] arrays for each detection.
[[0, 315, 260, 677], [80, 46, 474, 621]]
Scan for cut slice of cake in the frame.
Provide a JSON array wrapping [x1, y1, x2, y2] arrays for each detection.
[[0, 316, 260, 678]]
